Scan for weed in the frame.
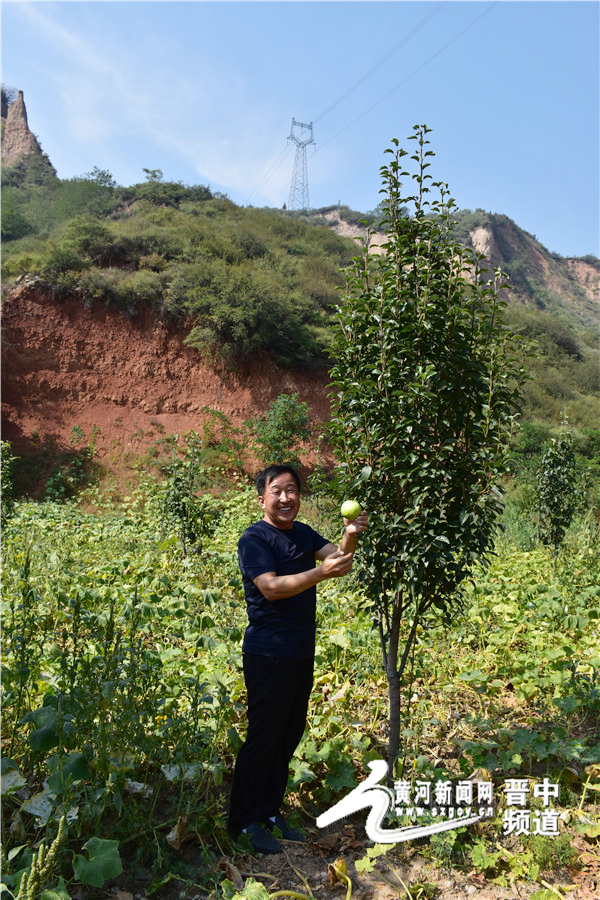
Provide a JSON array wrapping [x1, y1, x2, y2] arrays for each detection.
[[1, 477, 597, 895]]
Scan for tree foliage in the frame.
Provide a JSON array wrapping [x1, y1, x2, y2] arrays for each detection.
[[250, 392, 311, 467], [536, 429, 578, 554], [327, 126, 525, 773], [1, 83, 18, 109], [1, 441, 16, 524], [159, 432, 223, 556]]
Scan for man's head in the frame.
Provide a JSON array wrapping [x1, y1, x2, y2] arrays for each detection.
[[256, 465, 301, 530], [256, 464, 301, 497]]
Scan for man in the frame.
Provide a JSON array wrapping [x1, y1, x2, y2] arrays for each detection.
[[227, 463, 368, 854]]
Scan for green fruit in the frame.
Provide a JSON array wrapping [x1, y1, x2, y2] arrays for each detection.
[[341, 500, 361, 520]]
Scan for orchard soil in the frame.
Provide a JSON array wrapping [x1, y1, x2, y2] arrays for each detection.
[[100, 804, 597, 900], [204, 818, 593, 900]]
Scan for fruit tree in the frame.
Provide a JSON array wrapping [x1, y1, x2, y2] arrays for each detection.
[[328, 125, 526, 776]]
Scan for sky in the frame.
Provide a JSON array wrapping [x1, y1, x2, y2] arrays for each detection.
[[1, 0, 599, 258]]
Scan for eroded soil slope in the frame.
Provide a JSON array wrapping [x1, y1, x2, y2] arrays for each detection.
[[1, 281, 332, 464]]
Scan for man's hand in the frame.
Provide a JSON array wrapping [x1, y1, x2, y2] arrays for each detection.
[[255, 511, 369, 601], [254, 549, 354, 600], [316, 510, 369, 568], [320, 549, 354, 579], [343, 511, 369, 535]]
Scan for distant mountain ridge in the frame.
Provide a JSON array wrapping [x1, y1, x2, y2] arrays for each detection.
[[304, 205, 599, 341], [453, 209, 599, 336], [2, 89, 597, 338]]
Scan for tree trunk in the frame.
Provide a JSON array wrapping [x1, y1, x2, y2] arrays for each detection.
[[386, 597, 402, 785], [386, 596, 422, 785]]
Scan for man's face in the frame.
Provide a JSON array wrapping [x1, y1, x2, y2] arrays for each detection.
[[259, 472, 300, 530]]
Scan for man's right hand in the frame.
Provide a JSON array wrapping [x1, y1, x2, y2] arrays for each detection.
[[320, 549, 354, 579]]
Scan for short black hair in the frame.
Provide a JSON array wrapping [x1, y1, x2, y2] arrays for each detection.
[[256, 464, 301, 496]]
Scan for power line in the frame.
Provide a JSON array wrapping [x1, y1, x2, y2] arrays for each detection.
[[313, 1, 447, 124], [244, 4, 446, 206], [244, 1, 496, 207], [316, 2, 498, 156], [245, 141, 293, 206]]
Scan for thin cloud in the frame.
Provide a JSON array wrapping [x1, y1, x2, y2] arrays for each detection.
[[13, 2, 286, 195]]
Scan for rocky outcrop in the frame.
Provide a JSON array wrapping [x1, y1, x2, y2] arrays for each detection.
[[1, 90, 56, 177]]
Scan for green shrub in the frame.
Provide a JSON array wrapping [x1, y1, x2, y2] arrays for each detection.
[[1, 441, 16, 522], [537, 430, 579, 553], [120, 180, 212, 208], [1, 189, 33, 241], [250, 392, 311, 467], [113, 269, 165, 313], [175, 260, 321, 365]]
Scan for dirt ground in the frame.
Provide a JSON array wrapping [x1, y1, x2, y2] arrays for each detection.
[[104, 816, 598, 900], [214, 824, 596, 900]]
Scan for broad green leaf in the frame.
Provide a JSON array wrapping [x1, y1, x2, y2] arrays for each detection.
[[40, 879, 70, 900], [0, 757, 18, 774], [73, 837, 122, 887], [233, 879, 270, 900], [48, 753, 90, 793], [29, 725, 60, 752]]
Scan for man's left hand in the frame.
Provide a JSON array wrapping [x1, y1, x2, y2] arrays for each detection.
[[343, 511, 369, 534]]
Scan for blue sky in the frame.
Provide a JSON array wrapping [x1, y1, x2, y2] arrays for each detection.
[[2, 1, 598, 257]]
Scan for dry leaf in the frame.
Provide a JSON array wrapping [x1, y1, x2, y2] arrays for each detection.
[[331, 682, 351, 702], [327, 857, 350, 891], [310, 832, 342, 855], [339, 826, 363, 851], [217, 857, 244, 890], [166, 814, 189, 849]]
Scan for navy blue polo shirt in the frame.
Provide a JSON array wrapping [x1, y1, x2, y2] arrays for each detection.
[[238, 519, 329, 659]]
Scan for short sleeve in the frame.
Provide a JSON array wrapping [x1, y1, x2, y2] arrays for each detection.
[[238, 529, 277, 580]]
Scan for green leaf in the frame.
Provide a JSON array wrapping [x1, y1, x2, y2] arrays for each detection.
[[354, 855, 377, 873], [41, 879, 71, 900], [73, 837, 122, 887], [29, 726, 60, 752], [530, 891, 560, 900], [22, 706, 60, 752], [48, 753, 90, 793], [232, 879, 270, 900], [7, 844, 27, 862], [574, 819, 600, 838], [325, 758, 356, 792]]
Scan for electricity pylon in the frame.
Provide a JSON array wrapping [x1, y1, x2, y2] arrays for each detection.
[[287, 119, 315, 211]]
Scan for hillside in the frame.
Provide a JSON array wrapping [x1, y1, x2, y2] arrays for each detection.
[[306, 205, 600, 335], [1, 92, 599, 491], [1, 278, 333, 471]]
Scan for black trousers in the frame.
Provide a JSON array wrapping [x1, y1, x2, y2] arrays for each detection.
[[227, 652, 314, 836]]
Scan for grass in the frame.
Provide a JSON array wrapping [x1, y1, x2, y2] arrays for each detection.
[[1, 471, 599, 897]]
